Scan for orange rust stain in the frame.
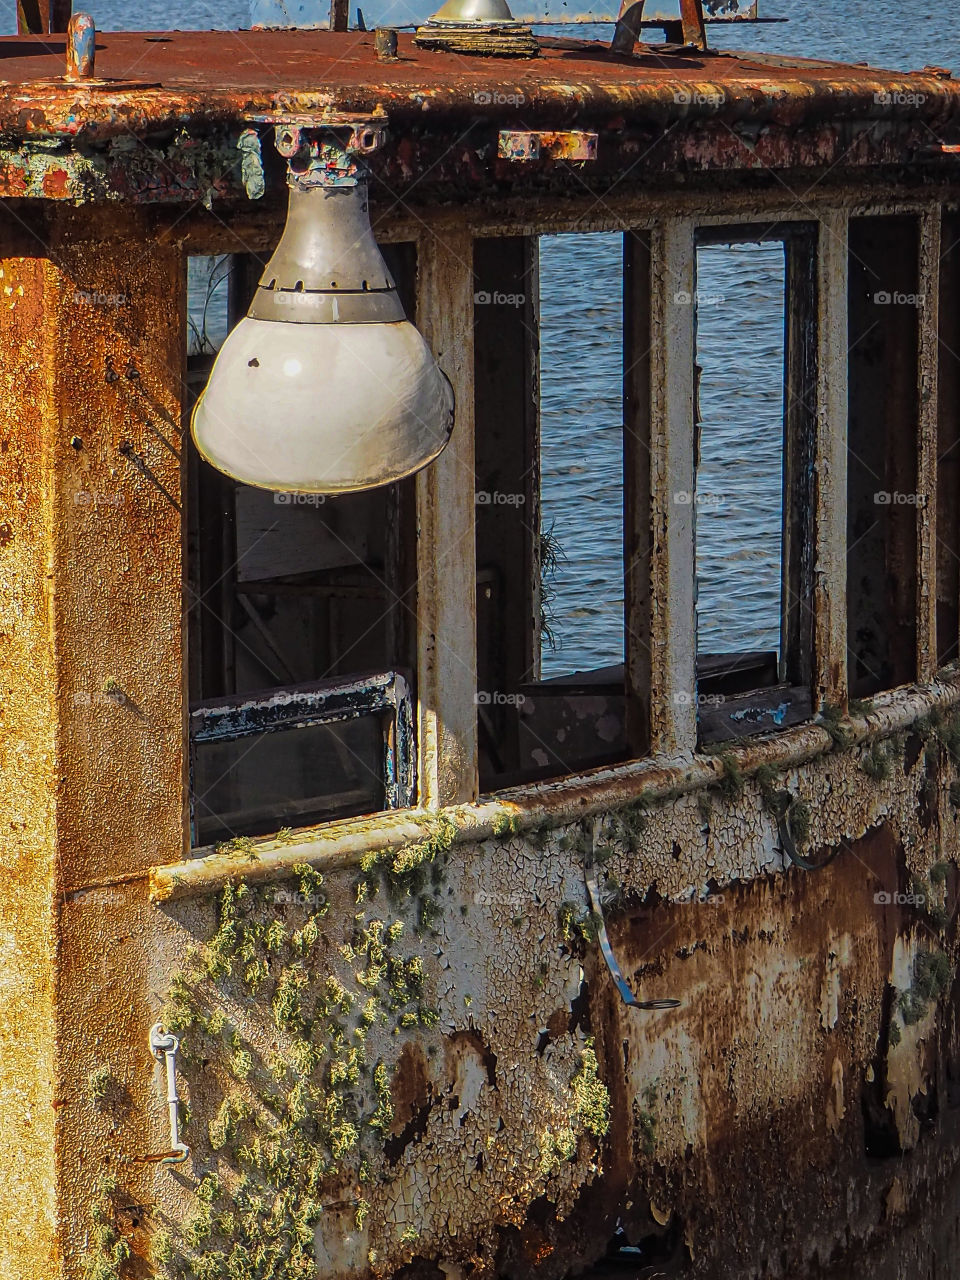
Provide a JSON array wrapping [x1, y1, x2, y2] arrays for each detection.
[[42, 167, 69, 199], [390, 1040, 431, 1135]]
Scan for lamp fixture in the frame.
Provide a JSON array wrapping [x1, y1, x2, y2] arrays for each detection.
[[414, 0, 538, 57], [191, 115, 454, 495]]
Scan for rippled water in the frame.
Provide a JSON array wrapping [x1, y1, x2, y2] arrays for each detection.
[[13, 0, 954, 673]]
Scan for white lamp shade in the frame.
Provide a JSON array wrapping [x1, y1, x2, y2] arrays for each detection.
[[191, 315, 454, 493]]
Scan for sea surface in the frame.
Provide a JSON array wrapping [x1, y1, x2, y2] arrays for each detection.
[[12, 0, 955, 676]]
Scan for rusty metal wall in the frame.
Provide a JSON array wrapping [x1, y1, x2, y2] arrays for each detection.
[[2, 167, 960, 1280], [0, 205, 187, 1276], [135, 727, 960, 1280]]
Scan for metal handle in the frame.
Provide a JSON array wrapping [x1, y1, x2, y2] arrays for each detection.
[[149, 1023, 190, 1165]]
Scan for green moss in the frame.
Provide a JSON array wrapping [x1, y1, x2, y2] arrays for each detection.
[[930, 861, 950, 886], [716, 753, 744, 800], [912, 948, 952, 1001], [928, 903, 951, 931], [861, 741, 892, 781], [82, 1175, 131, 1280], [538, 1125, 578, 1177], [155, 851, 448, 1280], [918, 709, 960, 766], [361, 816, 457, 903], [87, 1066, 114, 1108], [888, 1019, 902, 1047], [898, 949, 953, 1025], [557, 900, 601, 945], [636, 1109, 656, 1156], [754, 763, 780, 794], [819, 702, 852, 750], [571, 1042, 610, 1138], [788, 800, 811, 845], [898, 989, 928, 1026], [152, 1231, 174, 1266], [537, 1042, 610, 1179], [491, 813, 522, 839], [215, 836, 260, 861]]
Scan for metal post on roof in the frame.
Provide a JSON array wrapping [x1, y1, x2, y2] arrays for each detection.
[[16, 0, 70, 35], [250, 0, 349, 32]]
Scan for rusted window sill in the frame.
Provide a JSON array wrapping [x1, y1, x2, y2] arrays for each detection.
[[148, 668, 960, 902]]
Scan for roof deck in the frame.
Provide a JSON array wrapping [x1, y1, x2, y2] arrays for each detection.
[[1, 28, 959, 203]]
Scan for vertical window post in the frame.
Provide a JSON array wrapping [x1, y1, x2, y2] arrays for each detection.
[[814, 210, 849, 710], [917, 206, 941, 682], [648, 218, 697, 754], [624, 230, 653, 758], [416, 228, 479, 806]]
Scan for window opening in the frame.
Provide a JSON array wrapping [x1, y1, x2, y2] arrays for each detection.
[[185, 246, 418, 846], [846, 215, 920, 697]]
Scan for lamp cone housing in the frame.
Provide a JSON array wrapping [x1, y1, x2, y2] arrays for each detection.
[[191, 182, 454, 494]]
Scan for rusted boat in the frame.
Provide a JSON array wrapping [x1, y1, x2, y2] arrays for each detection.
[[4, 2, 960, 1277]]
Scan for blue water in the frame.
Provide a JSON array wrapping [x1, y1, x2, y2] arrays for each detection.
[[17, 0, 954, 674]]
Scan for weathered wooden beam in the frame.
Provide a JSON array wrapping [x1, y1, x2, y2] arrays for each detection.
[[647, 218, 697, 753], [813, 209, 849, 709], [415, 228, 479, 806]]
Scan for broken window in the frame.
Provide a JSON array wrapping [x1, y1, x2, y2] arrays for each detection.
[[846, 215, 920, 697], [692, 228, 815, 742], [474, 232, 631, 789], [474, 224, 819, 786], [185, 247, 418, 847]]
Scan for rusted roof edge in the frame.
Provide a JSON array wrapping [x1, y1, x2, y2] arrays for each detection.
[[2, 68, 960, 145], [148, 665, 960, 904]]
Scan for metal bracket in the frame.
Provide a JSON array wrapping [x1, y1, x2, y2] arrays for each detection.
[[237, 128, 266, 201], [584, 868, 680, 1010], [611, 0, 707, 53], [149, 1023, 190, 1166], [242, 110, 390, 192], [498, 130, 598, 163]]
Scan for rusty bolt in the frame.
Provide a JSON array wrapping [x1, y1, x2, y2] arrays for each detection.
[[375, 28, 399, 61]]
